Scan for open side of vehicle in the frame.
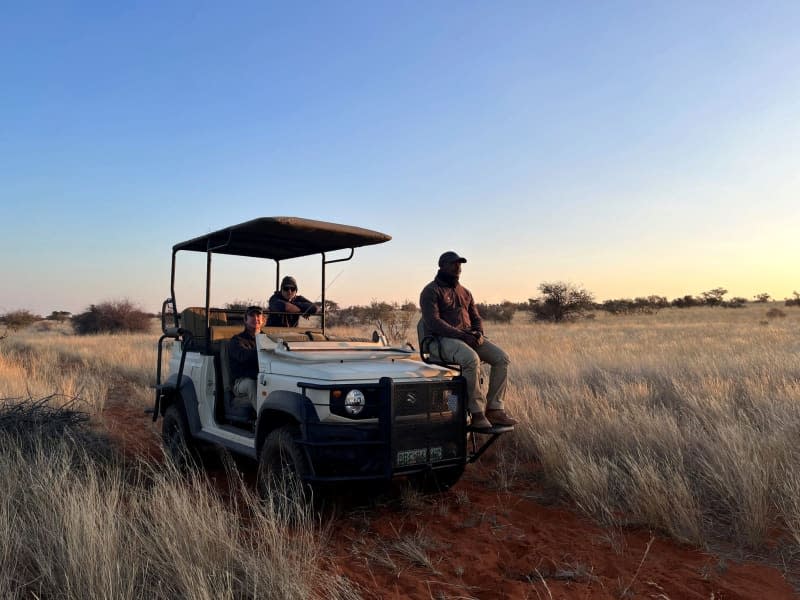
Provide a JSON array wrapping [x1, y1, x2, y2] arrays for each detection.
[[152, 216, 511, 493]]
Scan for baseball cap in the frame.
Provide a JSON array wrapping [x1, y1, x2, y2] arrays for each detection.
[[438, 251, 467, 267]]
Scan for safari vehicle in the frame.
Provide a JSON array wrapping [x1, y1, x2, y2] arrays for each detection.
[[153, 217, 509, 493]]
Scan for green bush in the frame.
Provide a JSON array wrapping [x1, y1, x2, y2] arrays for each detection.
[[72, 300, 151, 335]]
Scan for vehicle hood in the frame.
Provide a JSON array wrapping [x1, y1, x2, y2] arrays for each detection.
[[265, 354, 453, 382]]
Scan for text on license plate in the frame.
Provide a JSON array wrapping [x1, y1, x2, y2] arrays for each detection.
[[396, 446, 443, 467]]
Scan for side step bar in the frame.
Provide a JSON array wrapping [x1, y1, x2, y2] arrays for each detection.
[[467, 425, 514, 463]]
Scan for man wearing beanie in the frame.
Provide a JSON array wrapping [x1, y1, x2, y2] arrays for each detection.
[[419, 251, 516, 430], [266, 275, 319, 327]]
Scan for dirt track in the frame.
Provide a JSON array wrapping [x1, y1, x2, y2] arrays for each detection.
[[102, 386, 798, 599]]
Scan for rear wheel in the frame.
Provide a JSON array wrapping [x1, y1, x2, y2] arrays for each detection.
[[257, 425, 312, 508], [162, 404, 199, 471]]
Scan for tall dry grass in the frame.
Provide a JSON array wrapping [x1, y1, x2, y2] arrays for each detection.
[[1, 323, 359, 599], [0, 320, 164, 411], [0, 403, 359, 600], [490, 304, 800, 548], [2, 305, 800, 561]]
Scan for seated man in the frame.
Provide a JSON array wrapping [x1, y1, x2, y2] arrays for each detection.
[[266, 276, 318, 327], [419, 251, 516, 430], [228, 305, 265, 408]]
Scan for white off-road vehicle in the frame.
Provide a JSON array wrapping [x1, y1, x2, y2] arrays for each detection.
[[153, 217, 509, 493]]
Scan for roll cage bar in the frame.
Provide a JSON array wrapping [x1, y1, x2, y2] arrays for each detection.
[[162, 216, 391, 334]]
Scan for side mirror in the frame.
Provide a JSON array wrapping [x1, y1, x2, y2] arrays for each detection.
[[161, 298, 177, 334]]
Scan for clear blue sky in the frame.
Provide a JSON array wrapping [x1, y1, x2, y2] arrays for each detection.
[[1, 1, 798, 315]]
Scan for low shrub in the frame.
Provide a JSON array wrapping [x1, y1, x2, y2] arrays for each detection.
[[477, 302, 517, 323], [0, 309, 41, 331], [72, 300, 151, 335]]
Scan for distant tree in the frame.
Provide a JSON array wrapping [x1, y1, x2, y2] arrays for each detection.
[[326, 304, 367, 327], [529, 282, 594, 322], [647, 295, 670, 311], [632, 296, 668, 314], [601, 295, 668, 315], [601, 298, 633, 315], [753, 293, 771, 303], [700, 287, 728, 307], [671, 295, 702, 308], [364, 300, 417, 343], [785, 292, 800, 307], [722, 297, 747, 308], [224, 300, 260, 311], [46, 310, 72, 322], [72, 300, 151, 335], [0, 309, 41, 331]]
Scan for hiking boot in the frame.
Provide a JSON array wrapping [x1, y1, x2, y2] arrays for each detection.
[[486, 409, 518, 427], [469, 412, 492, 430]]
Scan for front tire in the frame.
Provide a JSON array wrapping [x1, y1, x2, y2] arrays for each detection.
[[257, 425, 312, 508], [162, 404, 199, 471]]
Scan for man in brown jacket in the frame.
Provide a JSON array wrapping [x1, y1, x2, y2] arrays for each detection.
[[229, 305, 265, 408], [419, 251, 516, 430]]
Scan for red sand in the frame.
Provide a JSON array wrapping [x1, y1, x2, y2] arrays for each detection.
[[102, 388, 798, 599]]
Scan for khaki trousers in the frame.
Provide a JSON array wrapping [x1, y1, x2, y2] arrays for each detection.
[[233, 377, 257, 408], [432, 336, 510, 414]]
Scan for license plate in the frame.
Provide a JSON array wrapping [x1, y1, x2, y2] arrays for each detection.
[[396, 446, 443, 467]]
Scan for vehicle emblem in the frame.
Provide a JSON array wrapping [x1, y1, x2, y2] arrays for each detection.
[[406, 392, 417, 404]]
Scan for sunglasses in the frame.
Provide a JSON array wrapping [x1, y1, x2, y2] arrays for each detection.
[[282, 286, 297, 291]]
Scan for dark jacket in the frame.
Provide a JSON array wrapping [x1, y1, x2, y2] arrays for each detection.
[[266, 292, 317, 327], [228, 329, 259, 381], [419, 272, 483, 344]]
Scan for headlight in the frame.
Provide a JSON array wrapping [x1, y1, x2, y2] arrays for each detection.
[[344, 389, 366, 415]]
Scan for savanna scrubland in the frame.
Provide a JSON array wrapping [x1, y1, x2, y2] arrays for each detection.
[[1, 304, 799, 598]]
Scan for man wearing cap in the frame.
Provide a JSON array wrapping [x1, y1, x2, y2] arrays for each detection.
[[228, 305, 265, 409], [266, 276, 319, 327], [419, 251, 516, 430]]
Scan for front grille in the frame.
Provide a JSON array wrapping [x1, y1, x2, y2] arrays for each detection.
[[390, 380, 466, 470]]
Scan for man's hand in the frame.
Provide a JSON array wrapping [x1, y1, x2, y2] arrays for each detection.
[[460, 330, 483, 348]]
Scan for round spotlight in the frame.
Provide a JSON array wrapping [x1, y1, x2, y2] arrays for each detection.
[[344, 389, 366, 415]]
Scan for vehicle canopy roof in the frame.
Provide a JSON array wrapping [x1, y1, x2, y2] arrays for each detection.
[[173, 216, 391, 260]]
